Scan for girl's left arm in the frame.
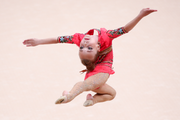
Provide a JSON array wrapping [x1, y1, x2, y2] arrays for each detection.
[[124, 8, 157, 32]]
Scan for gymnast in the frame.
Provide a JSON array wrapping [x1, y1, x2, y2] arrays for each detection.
[[23, 8, 157, 107]]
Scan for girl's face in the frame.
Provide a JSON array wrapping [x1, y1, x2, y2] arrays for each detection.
[[79, 35, 100, 61]]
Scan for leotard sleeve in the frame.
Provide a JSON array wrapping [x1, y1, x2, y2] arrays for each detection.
[[57, 33, 85, 47], [106, 27, 127, 39]]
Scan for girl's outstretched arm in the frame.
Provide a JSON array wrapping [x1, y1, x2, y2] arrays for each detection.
[[23, 38, 58, 47], [124, 8, 157, 32]]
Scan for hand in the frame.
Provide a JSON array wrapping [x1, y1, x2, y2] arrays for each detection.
[[139, 8, 157, 18], [23, 38, 39, 47]]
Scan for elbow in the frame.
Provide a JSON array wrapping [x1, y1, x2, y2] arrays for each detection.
[[123, 27, 130, 33]]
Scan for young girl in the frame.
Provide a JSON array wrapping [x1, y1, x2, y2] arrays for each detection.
[[23, 8, 157, 107]]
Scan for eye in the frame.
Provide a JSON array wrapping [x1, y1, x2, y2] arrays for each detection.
[[88, 47, 93, 50], [80, 46, 83, 49]]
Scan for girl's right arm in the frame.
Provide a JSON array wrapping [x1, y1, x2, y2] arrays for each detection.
[[23, 38, 58, 47], [23, 34, 76, 47]]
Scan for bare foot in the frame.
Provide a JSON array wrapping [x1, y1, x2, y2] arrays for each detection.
[[83, 94, 94, 107]]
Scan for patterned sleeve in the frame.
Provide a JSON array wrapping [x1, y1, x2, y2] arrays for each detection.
[[106, 27, 127, 39], [57, 33, 85, 47], [57, 35, 74, 44]]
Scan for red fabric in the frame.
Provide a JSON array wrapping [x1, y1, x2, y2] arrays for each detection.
[[58, 27, 127, 80], [84, 28, 115, 80]]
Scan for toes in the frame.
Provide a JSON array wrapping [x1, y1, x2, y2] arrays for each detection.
[[83, 100, 93, 107], [55, 96, 66, 104]]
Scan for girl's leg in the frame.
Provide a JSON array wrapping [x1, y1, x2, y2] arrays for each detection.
[[55, 73, 109, 104], [83, 83, 116, 107]]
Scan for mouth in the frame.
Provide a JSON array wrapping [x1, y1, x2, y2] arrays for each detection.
[[84, 37, 90, 40]]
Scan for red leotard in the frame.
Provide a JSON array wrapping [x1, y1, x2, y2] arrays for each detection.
[[57, 27, 127, 80]]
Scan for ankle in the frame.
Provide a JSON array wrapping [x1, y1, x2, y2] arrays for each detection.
[[86, 93, 93, 100]]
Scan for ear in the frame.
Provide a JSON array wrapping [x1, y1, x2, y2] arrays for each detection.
[[97, 44, 100, 52]]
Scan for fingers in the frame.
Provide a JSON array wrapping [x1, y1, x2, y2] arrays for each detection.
[[139, 8, 157, 17], [25, 44, 32, 47], [23, 39, 35, 47], [23, 40, 31, 47], [144, 8, 157, 12], [149, 9, 157, 12], [23, 40, 28, 45]]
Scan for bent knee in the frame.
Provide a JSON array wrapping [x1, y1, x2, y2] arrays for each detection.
[[110, 89, 116, 100]]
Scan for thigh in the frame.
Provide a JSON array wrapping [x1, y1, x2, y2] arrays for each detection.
[[84, 73, 110, 91]]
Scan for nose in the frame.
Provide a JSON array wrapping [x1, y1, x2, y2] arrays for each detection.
[[84, 41, 88, 45]]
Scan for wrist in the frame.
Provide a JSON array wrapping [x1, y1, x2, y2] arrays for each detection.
[[36, 39, 43, 45], [137, 14, 144, 20]]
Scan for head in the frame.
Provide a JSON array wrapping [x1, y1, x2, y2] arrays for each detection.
[[79, 34, 100, 71]]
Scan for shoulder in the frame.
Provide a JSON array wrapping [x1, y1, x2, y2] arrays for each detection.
[[72, 33, 85, 46], [98, 28, 112, 51]]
